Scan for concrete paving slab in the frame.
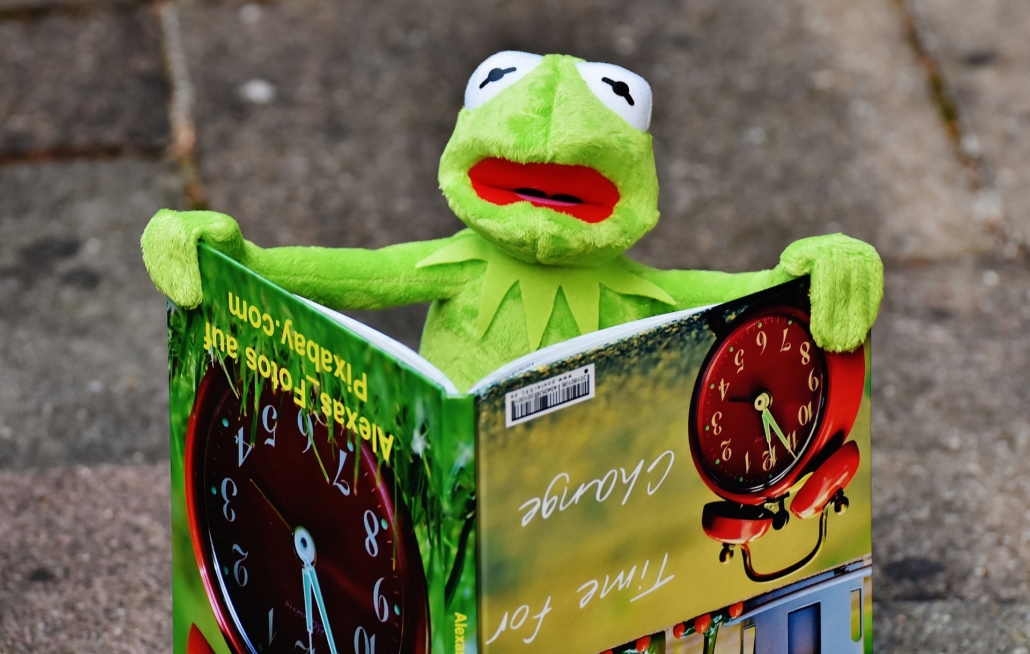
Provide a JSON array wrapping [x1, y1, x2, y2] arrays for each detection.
[[875, 600, 1030, 653], [0, 464, 171, 653], [792, 0, 995, 261], [0, 9, 170, 158], [0, 159, 185, 470], [638, 0, 994, 269], [0, 0, 141, 11], [907, 0, 1030, 247], [873, 258, 1030, 603]]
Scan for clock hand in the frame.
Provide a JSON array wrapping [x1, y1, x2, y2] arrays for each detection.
[[760, 411, 773, 449], [295, 527, 339, 654], [249, 478, 293, 534], [762, 408, 797, 459], [754, 393, 775, 457], [306, 559, 338, 654]]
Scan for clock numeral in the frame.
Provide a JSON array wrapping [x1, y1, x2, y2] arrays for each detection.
[[762, 447, 777, 471], [718, 378, 729, 401], [262, 405, 278, 447], [798, 402, 813, 426], [363, 510, 380, 558], [800, 341, 811, 365], [780, 328, 792, 353], [373, 578, 390, 623], [711, 411, 723, 436], [221, 477, 237, 522], [298, 412, 314, 453], [756, 330, 767, 354], [232, 544, 249, 586], [235, 427, 253, 467], [734, 348, 745, 373], [744, 451, 751, 473], [787, 430, 798, 452], [354, 626, 376, 654], [720, 439, 732, 462], [808, 368, 820, 392], [333, 451, 352, 496]]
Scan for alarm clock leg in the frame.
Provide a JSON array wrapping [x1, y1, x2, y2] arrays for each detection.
[[719, 543, 734, 563], [832, 488, 850, 514], [772, 497, 790, 530]]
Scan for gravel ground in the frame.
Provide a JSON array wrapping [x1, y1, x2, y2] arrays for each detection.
[[1, 0, 1029, 651]]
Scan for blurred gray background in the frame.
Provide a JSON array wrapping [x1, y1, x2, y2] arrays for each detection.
[[2, 0, 1029, 651]]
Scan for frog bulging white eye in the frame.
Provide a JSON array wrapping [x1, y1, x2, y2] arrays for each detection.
[[464, 51, 544, 110], [575, 61, 652, 131]]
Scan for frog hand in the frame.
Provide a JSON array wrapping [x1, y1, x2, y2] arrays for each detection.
[[141, 209, 245, 309], [777, 234, 883, 353]]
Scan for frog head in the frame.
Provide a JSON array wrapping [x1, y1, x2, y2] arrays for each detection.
[[438, 52, 658, 268]]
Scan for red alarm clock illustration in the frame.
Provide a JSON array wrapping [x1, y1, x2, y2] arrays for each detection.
[[689, 304, 865, 582], [184, 366, 430, 653]]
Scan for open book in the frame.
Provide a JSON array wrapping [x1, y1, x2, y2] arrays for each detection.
[[168, 244, 873, 654]]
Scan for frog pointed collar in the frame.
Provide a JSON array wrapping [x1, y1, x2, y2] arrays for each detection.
[[418, 231, 674, 349], [438, 52, 660, 268]]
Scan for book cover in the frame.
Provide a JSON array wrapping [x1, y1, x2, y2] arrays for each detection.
[[168, 245, 872, 654], [169, 246, 476, 654], [474, 281, 872, 654]]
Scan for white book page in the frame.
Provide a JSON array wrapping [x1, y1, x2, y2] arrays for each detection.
[[301, 296, 713, 398], [298, 297, 461, 396], [468, 304, 715, 394]]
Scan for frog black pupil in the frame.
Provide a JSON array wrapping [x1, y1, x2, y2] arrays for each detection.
[[601, 77, 635, 106], [480, 66, 517, 89]]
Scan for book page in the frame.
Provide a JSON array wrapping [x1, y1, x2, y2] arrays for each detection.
[[468, 304, 714, 394], [299, 297, 460, 396]]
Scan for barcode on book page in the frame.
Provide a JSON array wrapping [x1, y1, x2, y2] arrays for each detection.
[[505, 364, 595, 428]]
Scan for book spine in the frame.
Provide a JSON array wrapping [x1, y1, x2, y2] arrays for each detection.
[[428, 394, 477, 654]]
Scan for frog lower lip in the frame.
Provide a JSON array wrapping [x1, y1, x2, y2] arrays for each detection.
[[468, 158, 620, 223]]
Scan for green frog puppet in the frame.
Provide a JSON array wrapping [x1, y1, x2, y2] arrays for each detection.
[[142, 51, 883, 391]]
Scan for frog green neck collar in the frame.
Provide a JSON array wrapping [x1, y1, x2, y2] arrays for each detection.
[[418, 232, 674, 348]]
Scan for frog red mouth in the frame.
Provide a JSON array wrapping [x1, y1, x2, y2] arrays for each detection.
[[468, 158, 620, 224]]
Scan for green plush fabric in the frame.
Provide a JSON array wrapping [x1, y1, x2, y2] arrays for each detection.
[[416, 230, 673, 349], [141, 52, 883, 391], [141, 209, 247, 309]]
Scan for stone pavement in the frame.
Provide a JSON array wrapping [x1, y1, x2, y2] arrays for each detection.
[[0, 0, 1028, 651]]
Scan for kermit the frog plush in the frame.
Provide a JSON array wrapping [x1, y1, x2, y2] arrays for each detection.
[[143, 51, 882, 391]]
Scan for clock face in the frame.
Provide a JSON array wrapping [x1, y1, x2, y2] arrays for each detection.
[[692, 309, 827, 497], [185, 368, 429, 654]]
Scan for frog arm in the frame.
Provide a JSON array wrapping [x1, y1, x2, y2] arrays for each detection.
[[633, 234, 883, 352], [634, 265, 795, 310], [141, 209, 475, 310], [235, 237, 478, 311]]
